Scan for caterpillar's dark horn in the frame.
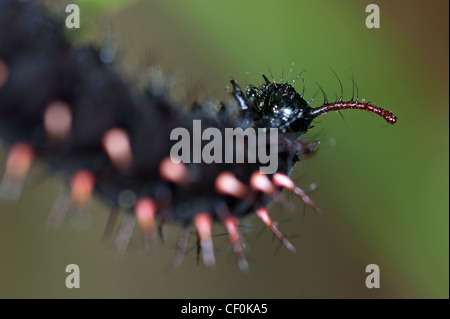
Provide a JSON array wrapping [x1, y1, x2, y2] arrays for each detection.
[[309, 100, 398, 125]]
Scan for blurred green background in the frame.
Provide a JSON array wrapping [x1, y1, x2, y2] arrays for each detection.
[[0, 0, 448, 298]]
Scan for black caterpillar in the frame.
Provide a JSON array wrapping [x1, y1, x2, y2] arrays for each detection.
[[0, 0, 397, 271]]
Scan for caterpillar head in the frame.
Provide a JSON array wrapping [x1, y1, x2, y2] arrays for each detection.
[[245, 76, 314, 134]]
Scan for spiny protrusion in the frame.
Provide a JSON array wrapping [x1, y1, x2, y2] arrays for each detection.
[[135, 197, 156, 232], [135, 197, 156, 248], [230, 79, 248, 110], [215, 172, 248, 199], [310, 100, 397, 124], [70, 170, 95, 207], [272, 172, 320, 213], [223, 215, 249, 272], [290, 140, 319, 156], [250, 172, 293, 209], [159, 157, 190, 185], [0, 59, 8, 88], [102, 128, 133, 170], [46, 171, 95, 230], [0, 142, 34, 201], [250, 172, 277, 196], [215, 201, 249, 271], [194, 213, 215, 267], [69, 170, 95, 229], [44, 101, 72, 142], [256, 207, 296, 253]]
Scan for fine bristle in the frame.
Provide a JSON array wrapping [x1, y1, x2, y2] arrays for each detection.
[[194, 213, 216, 267]]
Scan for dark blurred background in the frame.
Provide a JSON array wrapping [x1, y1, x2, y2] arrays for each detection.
[[0, 0, 448, 298]]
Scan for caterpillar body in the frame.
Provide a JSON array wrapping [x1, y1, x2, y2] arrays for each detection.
[[0, 0, 397, 271]]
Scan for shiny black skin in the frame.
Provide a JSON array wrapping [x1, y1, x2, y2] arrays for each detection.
[[231, 75, 316, 135]]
